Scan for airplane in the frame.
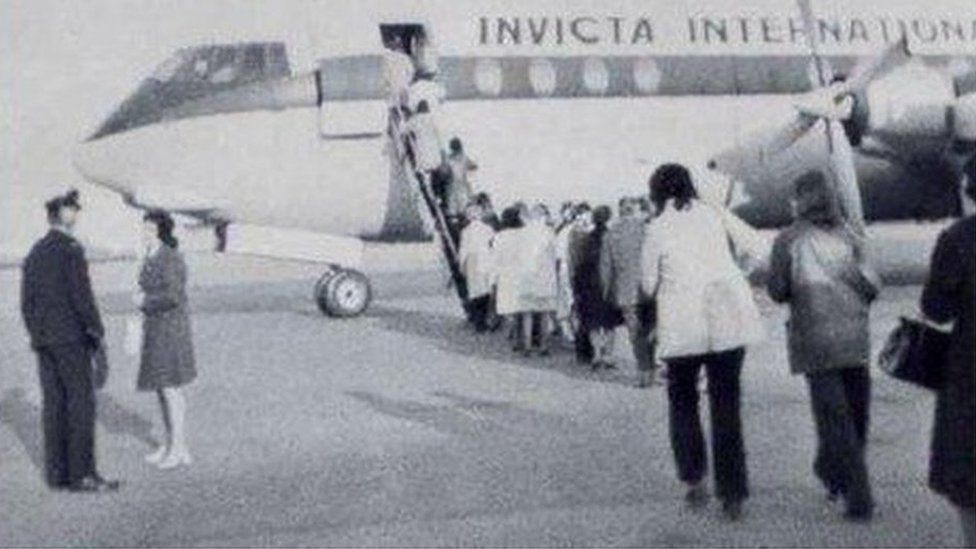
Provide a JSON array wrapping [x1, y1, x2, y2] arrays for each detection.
[[72, 0, 976, 318]]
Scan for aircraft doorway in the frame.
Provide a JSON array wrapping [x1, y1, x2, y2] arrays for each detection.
[[379, 23, 436, 77]]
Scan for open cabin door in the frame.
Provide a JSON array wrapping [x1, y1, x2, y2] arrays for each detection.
[[314, 21, 439, 141]]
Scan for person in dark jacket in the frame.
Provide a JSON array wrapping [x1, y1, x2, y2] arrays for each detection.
[[572, 205, 621, 369], [19, 189, 120, 492], [138, 210, 197, 470], [767, 170, 880, 521], [920, 167, 976, 547]]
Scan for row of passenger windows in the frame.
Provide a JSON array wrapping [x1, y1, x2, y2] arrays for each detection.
[[319, 54, 856, 101], [467, 56, 661, 96]]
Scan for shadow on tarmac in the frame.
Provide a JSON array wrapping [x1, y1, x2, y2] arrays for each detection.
[[97, 393, 158, 449], [346, 389, 575, 440], [0, 388, 158, 476], [369, 305, 639, 388], [0, 388, 45, 471]]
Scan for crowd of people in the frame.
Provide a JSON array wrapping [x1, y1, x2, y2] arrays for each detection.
[[16, 162, 976, 544], [450, 161, 973, 535], [456, 191, 659, 377], [377, 43, 972, 531]]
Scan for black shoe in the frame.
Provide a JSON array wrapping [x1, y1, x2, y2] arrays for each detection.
[[68, 475, 120, 493], [684, 483, 709, 509], [722, 500, 745, 521], [844, 505, 873, 523]]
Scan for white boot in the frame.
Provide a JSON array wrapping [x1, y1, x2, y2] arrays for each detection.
[[144, 445, 168, 464], [156, 447, 192, 470]]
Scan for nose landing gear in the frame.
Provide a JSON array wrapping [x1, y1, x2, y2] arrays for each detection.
[[314, 265, 372, 318]]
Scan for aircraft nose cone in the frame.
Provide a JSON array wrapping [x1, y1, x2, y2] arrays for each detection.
[[73, 136, 130, 195]]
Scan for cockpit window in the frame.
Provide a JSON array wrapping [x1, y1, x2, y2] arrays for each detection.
[[90, 42, 291, 140]]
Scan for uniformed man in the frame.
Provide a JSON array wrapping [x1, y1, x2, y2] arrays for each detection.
[[20, 189, 120, 492]]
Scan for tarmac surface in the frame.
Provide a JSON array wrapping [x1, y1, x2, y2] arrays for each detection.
[[0, 248, 967, 547]]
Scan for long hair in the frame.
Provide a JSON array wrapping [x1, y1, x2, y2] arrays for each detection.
[[649, 163, 699, 215], [144, 209, 179, 249]]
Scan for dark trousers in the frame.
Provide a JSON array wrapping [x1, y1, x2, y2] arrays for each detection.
[[574, 324, 594, 363], [467, 295, 491, 332], [36, 343, 96, 487], [622, 302, 655, 372], [806, 367, 873, 512], [666, 348, 749, 502]]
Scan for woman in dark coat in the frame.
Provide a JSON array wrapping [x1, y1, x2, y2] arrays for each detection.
[[572, 205, 621, 369], [138, 210, 197, 470], [920, 172, 975, 546]]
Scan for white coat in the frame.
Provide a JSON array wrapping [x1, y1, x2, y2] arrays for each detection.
[[554, 224, 575, 320], [518, 220, 558, 312], [459, 219, 495, 299], [407, 112, 443, 172], [491, 228, 524, 316], [640, 201, 764, 359]]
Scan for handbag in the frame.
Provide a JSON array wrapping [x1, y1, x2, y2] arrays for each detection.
[[878, 316, 950, 390]]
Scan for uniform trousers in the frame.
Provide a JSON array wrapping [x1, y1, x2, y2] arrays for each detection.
[[36, 343, 96, 487]]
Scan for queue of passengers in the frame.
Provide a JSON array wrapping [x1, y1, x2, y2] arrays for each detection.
[[458, 191, 660, 381], [454, 161, 975, 534]]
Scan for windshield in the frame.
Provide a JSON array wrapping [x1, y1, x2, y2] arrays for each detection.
[[89, 42, 291, 140]]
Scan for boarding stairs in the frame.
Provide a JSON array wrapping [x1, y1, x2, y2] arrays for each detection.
[[387, 108, 471, 314]]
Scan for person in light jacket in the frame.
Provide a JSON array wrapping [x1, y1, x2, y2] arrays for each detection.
[[518, 204, 558, 355], [459, 201, 495, 332], [767, 170, 880, 522], [138, 210, 197, 470], [920, 167, 975, 546], [640, 163, 763, 520], [491, 205, 527, 348]]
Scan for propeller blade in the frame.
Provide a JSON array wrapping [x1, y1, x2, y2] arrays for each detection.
[[826, 120, 867, 237], [844, 36, 911, 94], [708, 115, 819, 183], [794, 83, 855, 121], [797, 0, 833, 86]]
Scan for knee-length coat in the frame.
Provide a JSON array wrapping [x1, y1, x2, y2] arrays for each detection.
[[138, 245, 196, 391], [921, 216, 975, 509]]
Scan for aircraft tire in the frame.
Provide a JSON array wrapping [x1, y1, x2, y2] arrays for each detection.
[[321, 268, 372, 318], [313, 268, 340, 315]]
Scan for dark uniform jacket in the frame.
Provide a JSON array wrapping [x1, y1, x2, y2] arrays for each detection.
[[20, 229, 104, 349]]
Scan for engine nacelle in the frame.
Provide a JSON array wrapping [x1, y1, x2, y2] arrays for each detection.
[[863, 62, 957, 144]]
